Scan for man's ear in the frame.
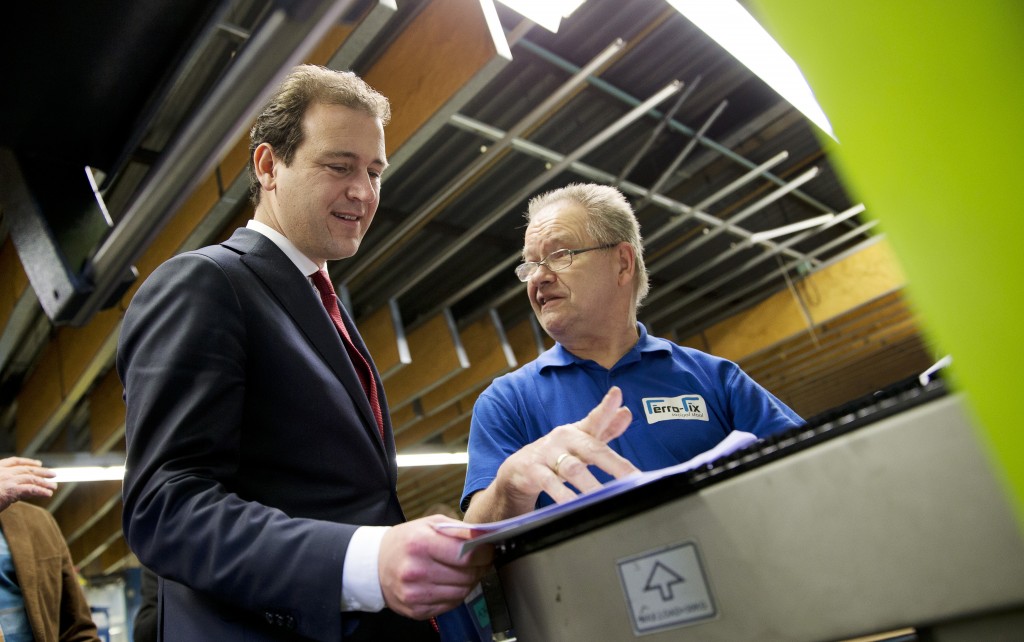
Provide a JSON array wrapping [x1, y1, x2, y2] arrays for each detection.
[[617, 242, 635, 286], [253, 143, 277, 192]]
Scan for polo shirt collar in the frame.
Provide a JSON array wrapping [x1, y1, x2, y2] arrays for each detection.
[[538, 323, 672, 371]]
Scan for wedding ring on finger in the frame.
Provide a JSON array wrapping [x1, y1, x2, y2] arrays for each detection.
[[553, 452, 571, 476]]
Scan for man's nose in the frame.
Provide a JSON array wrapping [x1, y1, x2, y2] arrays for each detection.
[[346, 173, 376, 202], [529, 263, 556, 286]]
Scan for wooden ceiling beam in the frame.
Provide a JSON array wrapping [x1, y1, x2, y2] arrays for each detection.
[[359, 300, 410, 379], [69, 505, 123, 576], [398, 465, 468, 516], [441, 415, 473, 448], [385, 309, 468, 411], [89, 366, 128, 454], [742, 305, 919, 383], [53, 481, 121, 545], [680, 239, 907, 362], [395, 403, 466, 450], [419, 310, 516, 416], [364, 0, 511, 167]]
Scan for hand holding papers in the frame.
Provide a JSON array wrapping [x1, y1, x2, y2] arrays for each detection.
[[443, 430, 759, 554]]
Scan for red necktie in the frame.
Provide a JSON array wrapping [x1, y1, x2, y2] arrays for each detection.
[[311, 269, 385, 440]]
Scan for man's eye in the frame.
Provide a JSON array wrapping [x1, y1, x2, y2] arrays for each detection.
[[328, 165, 349, 173]]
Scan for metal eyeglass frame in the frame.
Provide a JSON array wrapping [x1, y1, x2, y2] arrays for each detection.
[[514, 243, 619, 282]]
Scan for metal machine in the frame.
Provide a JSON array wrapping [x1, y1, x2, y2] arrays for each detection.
[[482, 380, 1024, 641]]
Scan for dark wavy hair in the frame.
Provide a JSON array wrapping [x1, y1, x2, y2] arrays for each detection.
[[247, 64, 391, 206]]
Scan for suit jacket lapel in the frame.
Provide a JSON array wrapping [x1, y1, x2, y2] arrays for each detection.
[[225, 229, 385, 451]]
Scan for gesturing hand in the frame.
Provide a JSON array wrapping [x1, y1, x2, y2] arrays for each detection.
[[0, 457, 58, 513], [464, 386, 639, 523]]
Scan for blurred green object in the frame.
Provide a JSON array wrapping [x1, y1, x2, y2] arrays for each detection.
[[749, 0, 1024, 527]]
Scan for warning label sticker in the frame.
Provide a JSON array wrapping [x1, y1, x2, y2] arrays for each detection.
[[617, 542, 716, 635]]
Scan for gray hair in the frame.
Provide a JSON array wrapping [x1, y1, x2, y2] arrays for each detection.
[[247, 64, 391, 206], [526, 183, 650, 307]]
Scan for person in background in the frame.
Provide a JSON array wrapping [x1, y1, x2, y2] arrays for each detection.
[[0, 456, 100, 641], [462, 183, 803, 523], [118, 64, 491, 641]]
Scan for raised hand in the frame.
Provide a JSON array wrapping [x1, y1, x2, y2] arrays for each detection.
[[464, 386, 638, 523], [0, 457, 57, 512]]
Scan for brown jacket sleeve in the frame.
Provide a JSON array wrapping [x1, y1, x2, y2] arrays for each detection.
[[0, 502, 100, 642]]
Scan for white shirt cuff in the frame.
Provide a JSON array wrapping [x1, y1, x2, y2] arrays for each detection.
[[341, 525, 390, 612]]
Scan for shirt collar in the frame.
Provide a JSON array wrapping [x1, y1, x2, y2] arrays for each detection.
[[246, 219, 321, 277], [537, 322, 672, 371]]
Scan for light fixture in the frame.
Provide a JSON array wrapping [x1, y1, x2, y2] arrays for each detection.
[[495, 0, 588, 33], [396, 452, 469, 467], [47, 452, 470, 482], [665, 0, 835, 139], [52, 466, 126, 483], [749, 213, 835, 243]]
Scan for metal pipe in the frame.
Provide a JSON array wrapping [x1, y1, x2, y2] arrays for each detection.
[[216, 21, 251, 41], [636, 99, 728, 211], [646, 166, 820, 276], [438, 253, 522, 313], [341, 38, 628, 287], [615, 76, 700, 186], [447, 114, 816, 267], [80, 0, 355, 326], [646, 205, 865, 337], [643, 150, 789, 247], [515, 36, 836, 215], [386, 80, 684, 300]]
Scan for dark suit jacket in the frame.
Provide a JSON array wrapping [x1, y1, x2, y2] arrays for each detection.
[[0, 502, 100, 642], [117, 228, 435, 641]]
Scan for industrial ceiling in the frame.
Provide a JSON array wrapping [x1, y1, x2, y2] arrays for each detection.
[[0, 0, 934, 576]]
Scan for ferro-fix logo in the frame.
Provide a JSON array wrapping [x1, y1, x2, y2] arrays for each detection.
[[642, 394, 709, 423]]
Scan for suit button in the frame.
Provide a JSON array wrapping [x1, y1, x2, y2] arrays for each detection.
[[285, 615, 296, 630], [264, 612, 274, 625]]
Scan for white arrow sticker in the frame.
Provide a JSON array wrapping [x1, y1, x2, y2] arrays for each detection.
[[617, 542, 717, 635]]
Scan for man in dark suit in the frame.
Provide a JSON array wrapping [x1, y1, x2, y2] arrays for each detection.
[[118, 65, 492, 641]]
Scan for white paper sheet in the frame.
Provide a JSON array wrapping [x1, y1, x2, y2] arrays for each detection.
[[438, 430, 759, 554]]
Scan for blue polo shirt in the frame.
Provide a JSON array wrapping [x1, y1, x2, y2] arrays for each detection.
[[462, 323, 802, 511]]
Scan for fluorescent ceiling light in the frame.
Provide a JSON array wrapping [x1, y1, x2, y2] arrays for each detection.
[[48, 452, 469, 482], [495, 0, 587, 33], [749, 213, 835, 242], [666, 0, 834, 139], [52, 466, 126, 483], [396, 452, 469, 467]]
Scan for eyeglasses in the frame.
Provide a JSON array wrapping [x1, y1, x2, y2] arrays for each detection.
[[514, 244, 619, 282]]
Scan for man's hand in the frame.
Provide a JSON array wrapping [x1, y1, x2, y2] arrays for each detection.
[[378, 515, 494, 620], [0, 457, 57, 512], [464, 386, 639, 523]]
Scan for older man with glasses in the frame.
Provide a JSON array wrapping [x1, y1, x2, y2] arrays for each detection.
[[461, 183, 803, 523]]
